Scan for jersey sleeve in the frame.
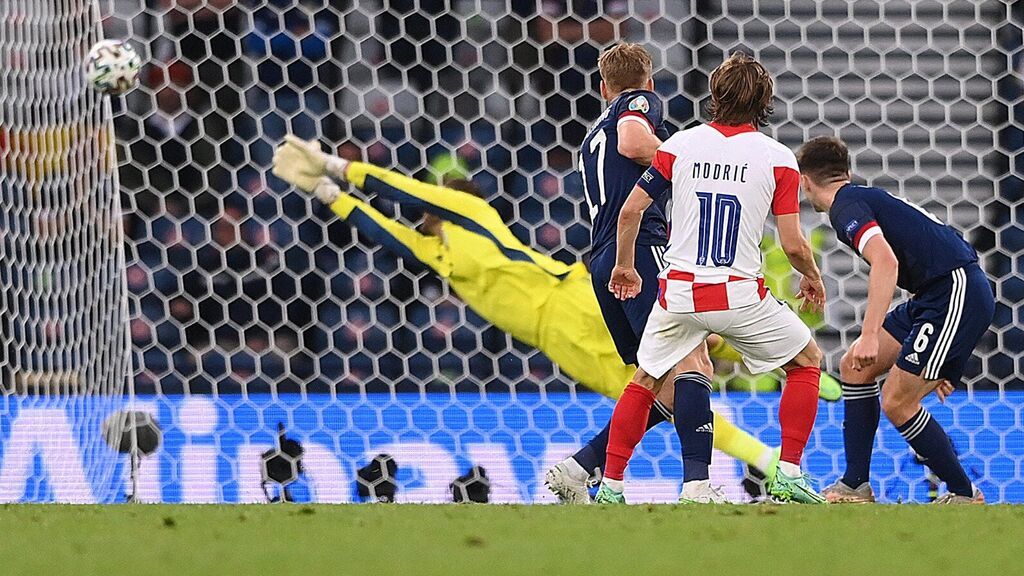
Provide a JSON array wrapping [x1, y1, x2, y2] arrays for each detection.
[[328, 193, 453, 277], [348, 162, 502, 230], [829, 197, 882, 255], [771, 148, 800, 215], [636, 148, 675, 201], [615, 92, 663, 135]]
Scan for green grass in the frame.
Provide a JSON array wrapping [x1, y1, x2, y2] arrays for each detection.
[[1, 504, 1021, 575]]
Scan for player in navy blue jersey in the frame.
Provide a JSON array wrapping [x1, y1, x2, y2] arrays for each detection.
[[547, 44, 781, 504], [798, 136, 995, 504], [577, 44, 670, 362]]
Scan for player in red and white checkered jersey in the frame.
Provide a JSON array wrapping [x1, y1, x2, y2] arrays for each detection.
[[595, 53, 829, 504]]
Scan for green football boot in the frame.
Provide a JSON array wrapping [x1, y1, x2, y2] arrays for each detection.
[[769, 469, 827, 504], [594, 482, 626, 504]]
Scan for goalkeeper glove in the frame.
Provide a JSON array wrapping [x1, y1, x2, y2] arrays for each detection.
[[312, 176, 341, 205], [271, 135, 349, 192]]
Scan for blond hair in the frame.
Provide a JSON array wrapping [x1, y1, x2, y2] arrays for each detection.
[[598, 43, 653, 95]]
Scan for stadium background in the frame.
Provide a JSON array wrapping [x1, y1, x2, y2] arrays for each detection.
[[0, 0, 1022, 503]]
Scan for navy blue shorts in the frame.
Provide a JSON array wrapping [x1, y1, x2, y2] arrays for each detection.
[[883, 264, 994, 384], [590, 243, 666, 365]]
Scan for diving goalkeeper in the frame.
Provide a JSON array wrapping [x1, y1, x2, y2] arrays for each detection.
[[271, 136, 777, 488]]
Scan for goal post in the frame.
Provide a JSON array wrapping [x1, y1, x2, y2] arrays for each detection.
[[0, 1, 1021, 503]]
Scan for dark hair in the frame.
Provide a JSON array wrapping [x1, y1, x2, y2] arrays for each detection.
[[443, 177, 484, 198], [707, 52, 774, 126], [796, 136, 851, 185]]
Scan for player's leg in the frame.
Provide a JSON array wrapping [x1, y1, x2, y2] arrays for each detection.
[[621, 248, 721, 497], [593, 366, 674, 503], [881, 266, 994, 502], [547, 394, 671, 504], [824, 323, 902, 503], [597, 306, 709, 503], [551, 380, 776, 503], [708, 334, 842, 401], [660, 376, 777, 478], [712, 297, 826, 503], [546, 249, 675, 503], [670, 341, 725, 503], [881, 367, 977, 499], [552, 378, 778, 503]]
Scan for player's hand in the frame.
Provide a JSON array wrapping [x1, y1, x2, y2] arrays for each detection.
[[272, 135, 348, 192], [796, 275, 826, 313], [609, 266, 642, 300], [849, 333, 879, 371], [934, 379, 955, 403], [312, 177, 341, 205]]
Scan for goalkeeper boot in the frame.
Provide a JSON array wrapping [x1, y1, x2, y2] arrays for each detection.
[[743, 447, 782, 500], [545, 459, 593, 504], [822, 480, 876, 503], [933, 485, 985, 505], [594, 482, 626, 505], [817, 372, 843, 402], [679, 480, 727, 504], [769, 469, 827, 504]]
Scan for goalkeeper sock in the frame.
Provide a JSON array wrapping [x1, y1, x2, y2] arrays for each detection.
[[674, 372, 713, 482], [840, 381, 881, 487], [896, 407, 973, 497], [779, 365, 821, 465], [711, 412, 774, 472], [571, 400, 669, 476], [604, 383, 656, 481]]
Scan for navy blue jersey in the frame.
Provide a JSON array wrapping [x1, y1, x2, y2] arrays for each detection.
[[829, 184, 978, 293], [578, 89, 671, 254]]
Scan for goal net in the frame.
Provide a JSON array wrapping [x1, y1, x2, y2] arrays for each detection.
[[0, 0, 132, 502], [1, 0, 1021, 503]]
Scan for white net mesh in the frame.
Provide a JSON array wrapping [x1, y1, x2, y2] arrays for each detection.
[[0, 0, 131, 502], [1, 0, 1021, 503]]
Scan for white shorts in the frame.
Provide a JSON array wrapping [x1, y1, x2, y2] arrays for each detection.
[[636, 296, 812, 378]]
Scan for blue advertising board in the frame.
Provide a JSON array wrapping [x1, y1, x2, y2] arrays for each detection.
[[0, 392, 1021, 503]]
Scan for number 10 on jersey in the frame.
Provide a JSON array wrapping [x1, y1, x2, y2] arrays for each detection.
[[695, 191, 742, 267]]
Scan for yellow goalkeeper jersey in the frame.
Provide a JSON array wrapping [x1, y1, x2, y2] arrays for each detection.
[[332, 163, 633, 398]]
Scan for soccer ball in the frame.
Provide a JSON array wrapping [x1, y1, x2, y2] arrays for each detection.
[[85, 39, 141, 95]]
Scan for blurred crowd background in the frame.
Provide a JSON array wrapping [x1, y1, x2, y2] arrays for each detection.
[[94, 0, 1023, 394]]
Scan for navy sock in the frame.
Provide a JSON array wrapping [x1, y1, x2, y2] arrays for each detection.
[[896, 407, 973, 497], [571, 399, 670, 475], [674, 372, 713, 483], [840, 382, 881, 487]]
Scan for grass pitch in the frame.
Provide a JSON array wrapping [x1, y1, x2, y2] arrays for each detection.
[[1, 504, 1020, 576]]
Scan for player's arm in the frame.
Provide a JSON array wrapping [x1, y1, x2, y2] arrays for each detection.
[[850, 234, 899, 370], [616, 120, 661, 166], [772, 163, 826, 312], [610, 147, 674, 300], [284, 175, 452, 275], [347, 162, 500, 228], [616, 93, 663, 166], [610, 186, 652, 299], [272, 135, 498, 226], [776, 213, 825, 312], [270, 133, 497, 225]]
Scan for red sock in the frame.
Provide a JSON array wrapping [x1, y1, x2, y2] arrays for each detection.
[[604, 383, 657, 481], [779, 365, 821, 465]]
